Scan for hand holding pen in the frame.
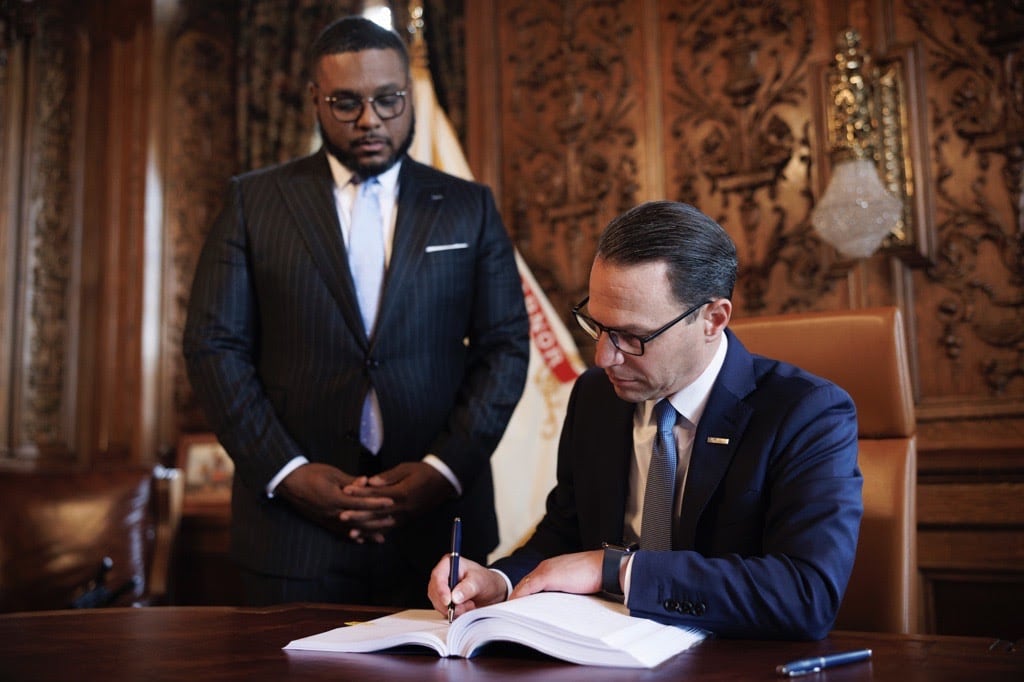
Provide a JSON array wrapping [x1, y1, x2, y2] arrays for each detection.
[[447, 517, 461, 623]]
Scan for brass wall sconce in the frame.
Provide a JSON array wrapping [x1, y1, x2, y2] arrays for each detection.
[[812, 28, 933, 265]]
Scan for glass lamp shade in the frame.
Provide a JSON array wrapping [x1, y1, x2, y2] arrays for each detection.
[[811, 158, 903, 259]]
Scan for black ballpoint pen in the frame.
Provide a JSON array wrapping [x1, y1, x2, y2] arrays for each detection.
[[776, 648, 872, 677], [447, 517, 461, 624]]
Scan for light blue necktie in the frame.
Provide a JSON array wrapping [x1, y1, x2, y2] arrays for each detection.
[[348, 177, 384, 453], [641, 400, 678, 550]]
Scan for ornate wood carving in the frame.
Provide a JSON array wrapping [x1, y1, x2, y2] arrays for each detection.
[[12, 4, 77, 460], [661, 1, 842, 315], [498, 0, 645, 349], [163, 18, 236, 435], [901, 0, 1024, 415]]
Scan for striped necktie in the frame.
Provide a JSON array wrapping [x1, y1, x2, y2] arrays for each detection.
[[640, 399, 678, 550]]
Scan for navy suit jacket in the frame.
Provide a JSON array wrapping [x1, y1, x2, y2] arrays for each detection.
[[184, 151, 530, 584], [493, 329, 862, 640]]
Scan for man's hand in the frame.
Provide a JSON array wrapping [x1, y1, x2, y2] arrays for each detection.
[[509, 550, 604, 599], [346, 461, 456, 528], [427, 556, 508, 618], [275, 462, 394, 541]]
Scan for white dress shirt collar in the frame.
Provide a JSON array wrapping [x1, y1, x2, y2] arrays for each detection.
[[656, 331, 729, 427]]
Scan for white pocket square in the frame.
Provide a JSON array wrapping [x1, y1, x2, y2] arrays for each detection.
[[425, 242, 468, 253]]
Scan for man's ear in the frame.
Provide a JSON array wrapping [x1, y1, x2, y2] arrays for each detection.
[[705, 298, 732, 337]]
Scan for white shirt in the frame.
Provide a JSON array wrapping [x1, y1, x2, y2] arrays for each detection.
[[621, 333, 728, 594], [624, 332, 729, 545]]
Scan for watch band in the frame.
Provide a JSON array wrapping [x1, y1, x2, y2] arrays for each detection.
[[601, 542, 637, 598]]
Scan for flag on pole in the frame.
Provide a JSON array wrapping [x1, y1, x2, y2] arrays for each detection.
[[407, 33, 585, 561]]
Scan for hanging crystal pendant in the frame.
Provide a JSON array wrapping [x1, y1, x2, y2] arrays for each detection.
[[811, 158, 902, 259]]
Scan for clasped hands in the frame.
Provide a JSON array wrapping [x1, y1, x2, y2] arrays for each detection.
[[277, 461, 453, 543], [427, 550, 606, 619]]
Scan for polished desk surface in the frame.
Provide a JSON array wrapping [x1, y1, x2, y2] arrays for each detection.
[[0, 603, 1020, 681]]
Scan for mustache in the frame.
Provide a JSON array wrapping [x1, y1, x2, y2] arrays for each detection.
[[351, 135, 390, 146]]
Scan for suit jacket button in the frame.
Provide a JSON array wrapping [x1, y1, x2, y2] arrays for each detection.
[[693, 601, 707, 616], [365, 358, 379, 368], [663, 599, 679, 612], [681, 600, 694, 614]]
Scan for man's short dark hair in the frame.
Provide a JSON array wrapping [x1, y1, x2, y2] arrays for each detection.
[[308, 16, 410, 74], [596, 201, 738, 306]]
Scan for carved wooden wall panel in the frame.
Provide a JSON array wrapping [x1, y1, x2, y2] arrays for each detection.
[[1, 0, 158, 467], [496, 0, 653, 350], [658, 1, 847, 316], [893, 1, 1024, 449], [0, 2, 82, 465], [160, 4, 237, 442]]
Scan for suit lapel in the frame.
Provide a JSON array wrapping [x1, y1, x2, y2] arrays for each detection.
[[278, 151, 366, 343], [374, 160, 446, 333], [676, 330, 756, 549]]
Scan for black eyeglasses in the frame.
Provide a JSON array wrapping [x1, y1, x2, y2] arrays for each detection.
[[320, 89, 408, 123], [571, 297, 712, 356]]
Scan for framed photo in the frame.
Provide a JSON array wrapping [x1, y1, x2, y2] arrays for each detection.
[[176, 433, 234, 508]]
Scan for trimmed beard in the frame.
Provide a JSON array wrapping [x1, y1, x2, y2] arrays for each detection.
[[319, 110, 416, 178]]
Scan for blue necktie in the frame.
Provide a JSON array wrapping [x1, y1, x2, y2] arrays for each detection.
[[349, 177, 384, 334], [348, 177, 384, 453], [641, 400, 678, 550]]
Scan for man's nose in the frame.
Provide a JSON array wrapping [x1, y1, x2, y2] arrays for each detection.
[[355, 102, 382, 127], [594, 332, 623, 368]]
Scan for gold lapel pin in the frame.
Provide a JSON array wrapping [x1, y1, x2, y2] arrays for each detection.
[[706, 436, 730, 445]]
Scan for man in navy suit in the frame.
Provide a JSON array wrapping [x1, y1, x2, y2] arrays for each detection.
[[429, 201, 862, 639], [184, 16, 529, 607]]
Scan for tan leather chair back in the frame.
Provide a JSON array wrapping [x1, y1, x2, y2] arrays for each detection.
[[0, 466, 182, 613], [730, 307, 917, 633]]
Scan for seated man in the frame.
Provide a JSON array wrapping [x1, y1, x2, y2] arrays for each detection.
[[428, 200, 862, 640]]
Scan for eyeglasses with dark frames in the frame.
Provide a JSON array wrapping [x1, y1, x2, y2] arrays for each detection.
[[571, 296, 712, 356], [320, 89, 408, 123]]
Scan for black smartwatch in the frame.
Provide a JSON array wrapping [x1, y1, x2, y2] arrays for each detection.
[[601, 542, 638, 599]]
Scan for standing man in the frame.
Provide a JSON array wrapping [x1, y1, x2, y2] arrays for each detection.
[[429, 201, 862, 639], [184, 16, 529, 607]]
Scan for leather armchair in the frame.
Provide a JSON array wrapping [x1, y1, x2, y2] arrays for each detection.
[[0, 466, 183, 613], [730, 307, 918, 634]]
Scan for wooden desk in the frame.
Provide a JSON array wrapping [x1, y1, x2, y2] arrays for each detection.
[[0, 604, 1020, 681]]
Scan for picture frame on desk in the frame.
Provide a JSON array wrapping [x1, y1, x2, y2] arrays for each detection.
[[177, 433, 233, 510]]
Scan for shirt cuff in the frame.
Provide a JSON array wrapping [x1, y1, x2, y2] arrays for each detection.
[[266, 456, 309, 497], [491, 569, 513, 601], [424, 454, 462, 496]]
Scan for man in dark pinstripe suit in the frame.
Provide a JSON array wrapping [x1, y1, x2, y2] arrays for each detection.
[[183, 16, 529, 607]]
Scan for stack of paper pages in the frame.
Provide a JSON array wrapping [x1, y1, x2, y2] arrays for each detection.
[[284, 592, 706, 668]]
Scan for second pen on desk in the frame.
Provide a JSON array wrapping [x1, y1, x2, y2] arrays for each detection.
[[447, 516, 461, 624]]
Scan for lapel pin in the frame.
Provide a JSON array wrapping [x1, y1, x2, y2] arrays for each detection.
[[706, 436, 730, 445]]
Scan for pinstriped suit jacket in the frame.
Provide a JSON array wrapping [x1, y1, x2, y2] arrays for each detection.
[[183, 150, 530, 586]]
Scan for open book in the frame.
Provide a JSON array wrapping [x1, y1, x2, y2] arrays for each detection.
[[283, 592, 706, 668]]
